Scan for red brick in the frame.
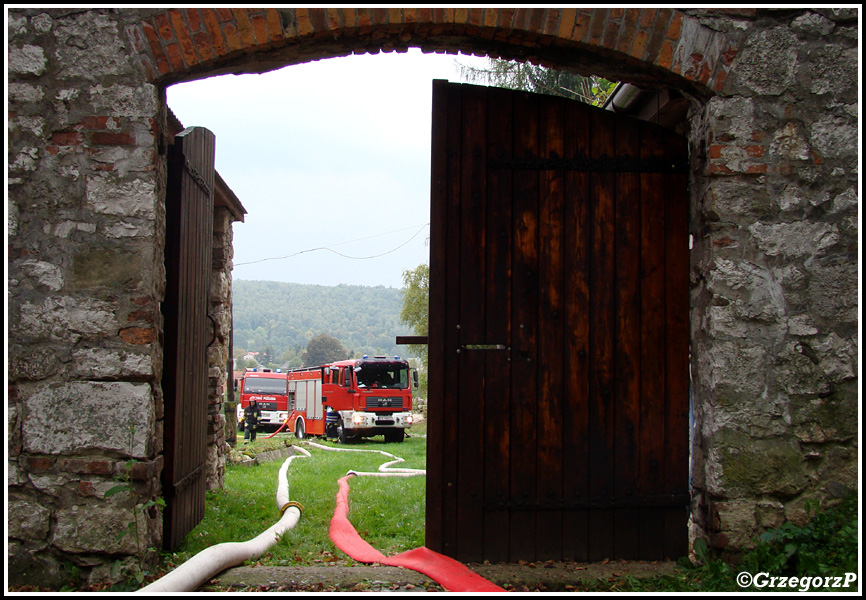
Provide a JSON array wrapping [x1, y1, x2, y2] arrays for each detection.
[[127, 308, 153, 323], [232, 8, 256, 49], [296, 8, 313, 35], [483, 7, 499, 29], [603, 15, 620, 48], [639, 8, 657, 29], [631, 29, 649, 60], [356, 8, 372, 29], [201, 9, 227, 56], [371, 7, 388, 26], [223, 22, 242, 52], [80, 116, 112, 129], [527, 8, 545, 34], [25, 456, 55, 471], [169, 9, 198, 66], [573, 11, 592, 42], [119, 326, 157, 345], [52, 131, 84, 146], [92, 131, 135, 146], [617, 8, 639, 55], [79, 481, 97, 497], [667, 11, 684, 40], [340, 8, 357, 28], [498, 7, 515, 29], [251, 14, 269, 47], [588, 10, 607, 45], [305, 8, 327, 33], [542, 9, 560, 37], [58, 458, 114, 475], [185, 8, 203, 33], [154, 11, 174, 41], [264, 9, 285, 45], [556, 8, 575, 39], [216, 8, 234, 22], [193, 31, 213, 61], [164, 42, 185, 71], [389, 7, 404, 25], [326, 7, 342, 30], [657, 40, 674, 70]]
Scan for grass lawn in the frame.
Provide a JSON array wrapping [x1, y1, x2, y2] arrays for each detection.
[[161, 429, 428, 571]]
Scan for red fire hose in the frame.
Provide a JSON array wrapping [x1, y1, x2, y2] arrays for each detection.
[[329, 473, 505, 592]]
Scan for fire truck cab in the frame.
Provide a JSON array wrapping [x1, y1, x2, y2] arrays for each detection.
[[236, 369, 290, 431], [288, 356, 417, 443]]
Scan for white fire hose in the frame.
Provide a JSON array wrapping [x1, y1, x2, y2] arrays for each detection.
[[304, 440, 426, 477], [137, 447, 311, 593]]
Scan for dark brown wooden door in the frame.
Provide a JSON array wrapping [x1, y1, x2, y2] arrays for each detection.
[[426, 81, 689, 563], [161, 126, 215, 550]]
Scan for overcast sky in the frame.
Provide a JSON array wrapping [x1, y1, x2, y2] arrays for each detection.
[[166, 49, 490, 289]]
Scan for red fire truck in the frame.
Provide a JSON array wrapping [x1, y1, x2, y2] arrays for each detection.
[[236, 368, 290, 431], [287, 356, 417, 443]]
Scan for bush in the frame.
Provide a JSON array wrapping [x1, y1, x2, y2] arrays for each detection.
[[684, 495, 859, 592]]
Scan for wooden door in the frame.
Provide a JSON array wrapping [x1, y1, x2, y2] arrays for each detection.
[[426, 81, 690, 563], [161, 126, 215, 550]]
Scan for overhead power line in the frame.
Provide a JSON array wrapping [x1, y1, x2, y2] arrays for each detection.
[[234, 222, 430, 267]]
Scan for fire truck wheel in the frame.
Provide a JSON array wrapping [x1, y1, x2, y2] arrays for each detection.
[[295, 419, 305, 440], [337, 424, 349, 444]]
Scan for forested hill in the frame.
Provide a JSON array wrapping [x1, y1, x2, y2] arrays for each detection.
[[231, 279, 412, 360]]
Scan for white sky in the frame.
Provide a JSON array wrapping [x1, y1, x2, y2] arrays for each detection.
[[166, 49, 491, 289]]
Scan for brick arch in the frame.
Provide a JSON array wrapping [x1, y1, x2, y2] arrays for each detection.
[[135, 8, 738, 97]]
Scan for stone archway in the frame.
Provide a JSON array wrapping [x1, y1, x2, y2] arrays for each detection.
[[7, 7, 858, 587], [135, 8, 733, 98]]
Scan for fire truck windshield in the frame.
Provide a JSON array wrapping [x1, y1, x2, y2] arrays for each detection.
[[356, 363, 409, 389], [243, 378, 286, 394]]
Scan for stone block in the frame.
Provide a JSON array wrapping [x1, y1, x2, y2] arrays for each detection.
[[53, 502, 144, 554], [71, 247, 146, 292], [85, 173, 156, 218], [17, 296, 116, 343], [749, 221, 839, 258], [713, 429, 810, 497], [7, 497, 52, 541], [20, 381, 154, 457], [70, 346, 154, 380], [733, 26, 798, 95], [8, 44, 47, 75]]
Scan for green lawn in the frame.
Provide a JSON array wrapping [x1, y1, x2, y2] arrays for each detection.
[[163, 432, 428, 570]]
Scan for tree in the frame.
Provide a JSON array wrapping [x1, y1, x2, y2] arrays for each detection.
[[303, 333, 347, 367], [399, 264, 429, 365], [400, 264, 430, 400], [457, 58, 617, 106]]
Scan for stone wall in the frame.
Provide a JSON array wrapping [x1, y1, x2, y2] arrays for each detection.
[[8, 8, 169, 587], [7, 6, 858, 588], [206, 204, 235, 490], [684, 8, 859, 556]]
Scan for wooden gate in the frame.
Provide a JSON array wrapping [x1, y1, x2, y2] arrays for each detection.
[[426, 81, 690, 563], [161, 126, 215, 550]]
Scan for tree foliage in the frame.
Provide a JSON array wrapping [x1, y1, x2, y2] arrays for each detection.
[[457, 58, 617, 106], [303, 333, 347, 367], [399, 264, 429, 365]]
